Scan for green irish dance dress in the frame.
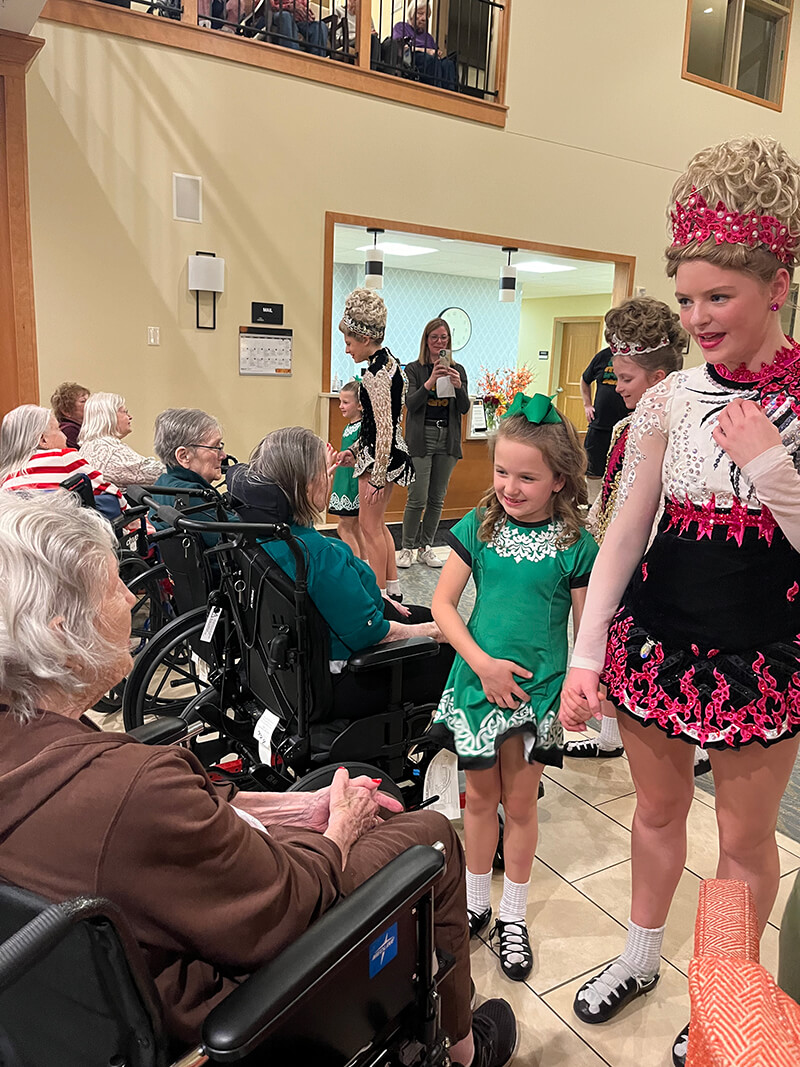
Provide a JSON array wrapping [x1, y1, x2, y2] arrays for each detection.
[[329, 421, 361, 516], [431, 509, 598, 769]]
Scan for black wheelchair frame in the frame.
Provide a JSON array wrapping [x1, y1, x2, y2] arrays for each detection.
[[121, 491, 442, 805], [0, 844, 451, 1067]]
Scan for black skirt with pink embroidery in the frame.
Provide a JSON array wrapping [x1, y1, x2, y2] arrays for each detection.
[[602, 504, 800, 749]]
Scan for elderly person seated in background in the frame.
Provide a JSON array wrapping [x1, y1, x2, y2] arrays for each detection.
[[50, 380, 90, 449], [392, 0, 457, 90], [0, 490, 515, 1065], [78, 392, 164, 491], [269, 0, 329, 56], [151, 407, 237, 545], [0, 404, 125, 518], [227, 426, 456, 721], [333, 0, 380, 64]]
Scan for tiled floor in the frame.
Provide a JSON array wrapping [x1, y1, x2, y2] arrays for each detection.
[[395, 542, 800, 1067]]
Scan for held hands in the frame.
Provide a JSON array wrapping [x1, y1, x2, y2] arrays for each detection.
[[477, 655, 532, 710], [712, 397, 782, 468], [559, 668, 603, 731], [335, 448, 356, 468]]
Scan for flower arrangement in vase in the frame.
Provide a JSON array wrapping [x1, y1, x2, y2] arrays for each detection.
[[477, 366, 535, 429]]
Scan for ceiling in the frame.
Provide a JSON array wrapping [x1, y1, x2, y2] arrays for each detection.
[[334, 224, 616, 300]]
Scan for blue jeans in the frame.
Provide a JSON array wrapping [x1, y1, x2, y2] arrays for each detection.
[[412, 51, 457, 91], [401, 424, 458, 549], [270, 11, 329, 56]]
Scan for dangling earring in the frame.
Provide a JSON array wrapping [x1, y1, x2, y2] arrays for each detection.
[[771, 303, 780, 312]]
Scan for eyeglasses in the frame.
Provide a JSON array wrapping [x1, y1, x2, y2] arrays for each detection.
[[188, 442, 225, 453]]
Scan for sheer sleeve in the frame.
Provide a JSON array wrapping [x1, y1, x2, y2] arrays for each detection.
[[742, 445, 800, 553], [570, 380, 673, 672]]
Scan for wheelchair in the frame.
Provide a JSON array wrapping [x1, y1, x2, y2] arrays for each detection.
[[0, 841, 452, 1067], [121, 491, 443, 807]]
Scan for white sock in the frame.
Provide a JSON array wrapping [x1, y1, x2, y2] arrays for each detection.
[[466, 869, 492, 915], [618, 919, 664, 980], [498, 875, 530, 924], [380, 588, 388, 597], [386, 579, 401, 595], [694, 746, 709, 765], [598, 714, 622, 750]]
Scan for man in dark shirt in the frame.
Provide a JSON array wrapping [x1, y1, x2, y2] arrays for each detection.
[[580, 348, 629, 477]]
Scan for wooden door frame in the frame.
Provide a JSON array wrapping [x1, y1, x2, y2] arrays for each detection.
[[0, 29, 45, 418], [549, 315, 605, 395]]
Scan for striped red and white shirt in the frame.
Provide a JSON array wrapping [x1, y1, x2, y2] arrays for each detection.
[[1, 449, 126, 509]]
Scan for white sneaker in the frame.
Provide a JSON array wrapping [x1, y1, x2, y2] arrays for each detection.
[[417, 545, 443, 569], [396, 548, 414, 568]]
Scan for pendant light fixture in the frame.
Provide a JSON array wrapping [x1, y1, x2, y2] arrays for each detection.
[[365, 227, 385, 289], [499, 246, 518, 303]]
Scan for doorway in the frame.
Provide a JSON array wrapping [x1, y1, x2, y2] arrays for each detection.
[[554, 317, 604, 434]]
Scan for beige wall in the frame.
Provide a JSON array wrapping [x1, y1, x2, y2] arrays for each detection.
[[26, 2, 800, 459], [518, 294, 612, 394]]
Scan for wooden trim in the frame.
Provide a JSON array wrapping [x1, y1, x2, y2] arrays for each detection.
[[324, 211, 638, 269], [41, 0, 508, 127], [681, 0, 793, 111], [183, 0, 198, 25], [494, 0, 511, 104], [354, 0, 371, 71], [0, 31, 45, 417], [322, 212, 335, 401]]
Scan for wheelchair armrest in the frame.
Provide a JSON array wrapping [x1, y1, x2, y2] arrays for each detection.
[[347, 637, 439, 673], [202, 844, 445, 1060], [127, 717, 189, 746]]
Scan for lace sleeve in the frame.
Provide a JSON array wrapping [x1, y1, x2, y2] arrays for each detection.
[[110, 442, 165, 487], [362, 362, 394, 488], [742, 445, 800, 553], [570, 380, 673, 672]]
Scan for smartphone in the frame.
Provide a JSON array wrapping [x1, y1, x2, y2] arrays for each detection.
[[438, 349, 452, 367]]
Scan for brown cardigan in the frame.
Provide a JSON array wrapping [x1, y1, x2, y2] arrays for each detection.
[[0, 710, 345, 1044]]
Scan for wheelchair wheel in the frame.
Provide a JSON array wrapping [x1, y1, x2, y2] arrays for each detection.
[[94, 556, 173, 715], [287, 763, 405, 808], [122, 607, 213, 730]]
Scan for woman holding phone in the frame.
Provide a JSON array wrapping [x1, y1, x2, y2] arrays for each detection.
[[399, 318, 470, 569]]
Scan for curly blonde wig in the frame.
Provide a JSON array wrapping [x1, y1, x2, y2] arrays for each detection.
[[604, 298, 686, 375], [477, 412, 588, 546], [666, 136, 800, 281], [339, 288, 387, 343]]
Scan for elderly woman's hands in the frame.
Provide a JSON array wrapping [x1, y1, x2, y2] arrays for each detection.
[[324, 767, 402, 867]]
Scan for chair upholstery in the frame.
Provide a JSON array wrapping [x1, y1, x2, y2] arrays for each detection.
[[687, 878, 800, 1065]]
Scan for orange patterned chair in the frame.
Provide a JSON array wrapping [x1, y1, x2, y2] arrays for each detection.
[[686, 878, 800, 1065]]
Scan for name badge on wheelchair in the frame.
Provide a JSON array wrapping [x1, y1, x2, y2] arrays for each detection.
[[254, 708, 281, 764], [200, 606, 222, 643]]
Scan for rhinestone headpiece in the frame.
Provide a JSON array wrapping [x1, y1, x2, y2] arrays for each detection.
[[670, 187, 798, 266], [609, 333, 670, 357]]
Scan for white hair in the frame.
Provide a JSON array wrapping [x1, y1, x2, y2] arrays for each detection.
[[0, 491, 118, 724], [79, 393, 126, 445], [0, 405, 52, 483], [153, 408, 221, 467], [406, 0, 429, 18]]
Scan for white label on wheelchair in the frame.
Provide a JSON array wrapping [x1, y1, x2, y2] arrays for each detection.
[[254, 708, 281, 764], [200, 606, 222, 643], [423, 749, 461, 821]]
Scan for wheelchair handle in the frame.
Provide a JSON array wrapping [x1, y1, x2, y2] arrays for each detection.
[[126, 483, 222, 506]]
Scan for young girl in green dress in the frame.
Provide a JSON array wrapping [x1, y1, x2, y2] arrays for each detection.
[[431, 394, 598, 983], [329, 381, 365, 559]]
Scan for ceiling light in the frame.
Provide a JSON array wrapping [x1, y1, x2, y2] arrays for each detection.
[[499, 247, 517, 303], [703, 6, 713, 12], [515, 261, 576, 274], [356, 242, 437, 257]]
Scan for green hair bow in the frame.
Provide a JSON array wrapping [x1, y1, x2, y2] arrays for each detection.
[[502, 392, 562, 425]]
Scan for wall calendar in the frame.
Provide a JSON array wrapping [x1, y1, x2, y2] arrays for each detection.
[[239, 326, 293, 376]]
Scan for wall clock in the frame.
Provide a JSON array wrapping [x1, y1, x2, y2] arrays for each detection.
[[440, 306, 472, 352]]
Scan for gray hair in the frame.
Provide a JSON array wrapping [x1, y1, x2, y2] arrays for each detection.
[[0, 405, 52, 483], [78, 392, 126, 445], [406, 0, 429, 18], [0, 491, 117, 723], [153, 408, 221, 466], [248, 427, 326, 527]]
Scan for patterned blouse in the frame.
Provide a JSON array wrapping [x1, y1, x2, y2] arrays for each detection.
[[353, 348, 414, 489], [79, 436, 165, 490]]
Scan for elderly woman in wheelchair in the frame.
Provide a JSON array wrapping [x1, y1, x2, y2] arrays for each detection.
[[0, 491, 515, 1067], [227, 426, 456, 721]]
